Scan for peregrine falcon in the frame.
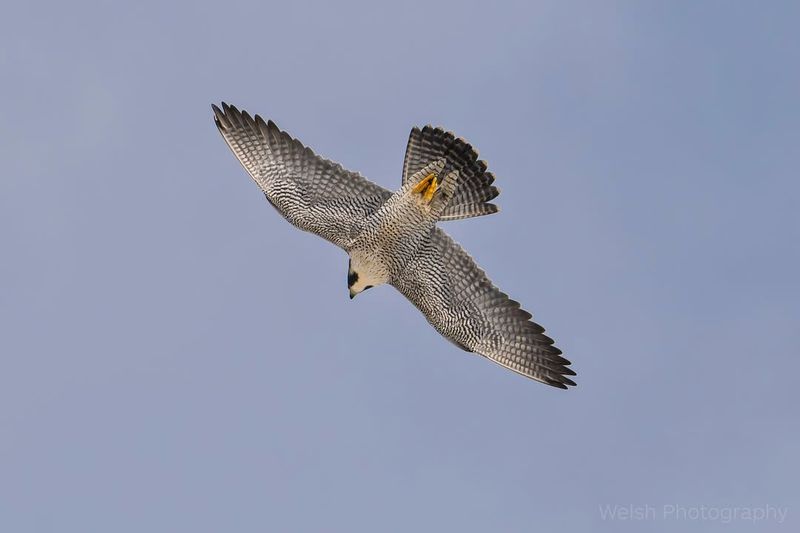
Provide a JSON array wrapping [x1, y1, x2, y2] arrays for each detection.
[[212, 103, 575, 389]]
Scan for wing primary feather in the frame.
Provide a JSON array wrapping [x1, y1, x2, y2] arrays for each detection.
[[212, 102, 392, 250], [390, 228, 575, 388]]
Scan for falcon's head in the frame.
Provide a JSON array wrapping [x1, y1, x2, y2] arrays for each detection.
[[348, 254, 388, 299]]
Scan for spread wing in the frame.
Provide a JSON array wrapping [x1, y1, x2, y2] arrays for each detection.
[[391, 228, 575, 388], [402, 126, 499, 220], [213, 103, 391, 249]]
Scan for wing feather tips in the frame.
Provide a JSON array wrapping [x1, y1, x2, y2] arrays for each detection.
[[545, 355, 577, 388], [539, 360, 577, 389], [213, 102, 262, 133], [223, 102, 242, 127], [554, 375, 578, 388], [212, 103, 232, 130], [498, 313, 576, 388], [254, 114, 271, 138], [494, 353, 577, 389], [214, 104, 296, 153], [215, 102, 249, 133], [240, 109, 256, 127]]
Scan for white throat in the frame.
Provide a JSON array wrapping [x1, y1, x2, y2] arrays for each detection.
[[348, 251, 389, 297]]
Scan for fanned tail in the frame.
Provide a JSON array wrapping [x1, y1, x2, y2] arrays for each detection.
[[402, 125, 499, 221]]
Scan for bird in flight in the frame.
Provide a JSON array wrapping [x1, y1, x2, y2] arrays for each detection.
[[212, 103, 575, 388]]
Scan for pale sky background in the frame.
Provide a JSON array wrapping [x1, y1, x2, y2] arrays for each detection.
[[1, 1, 798, 531]]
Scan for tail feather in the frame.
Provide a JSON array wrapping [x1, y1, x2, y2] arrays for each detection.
[[402, 125, 499, 221], [440, 202, 499, 221]]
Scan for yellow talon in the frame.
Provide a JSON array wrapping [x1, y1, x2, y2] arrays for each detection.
[[412, 173, 438, 203]]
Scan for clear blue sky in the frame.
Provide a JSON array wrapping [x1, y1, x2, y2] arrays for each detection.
[[1, 1, 798, 531]]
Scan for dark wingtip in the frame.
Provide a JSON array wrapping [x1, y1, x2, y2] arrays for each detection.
[[561, 367, 577, 376], [548, 374, 577, 389], [212, 103, 229, 130]]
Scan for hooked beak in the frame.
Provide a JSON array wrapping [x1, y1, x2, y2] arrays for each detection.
[[349, 289, 356, 300]]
